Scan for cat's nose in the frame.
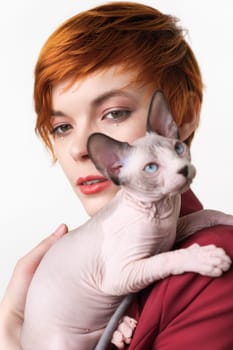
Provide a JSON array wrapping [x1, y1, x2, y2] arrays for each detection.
[[178, 165, 189, 178]]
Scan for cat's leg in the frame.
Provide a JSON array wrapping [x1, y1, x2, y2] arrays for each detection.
[[177, 210, 233, 241], [102, 242, 231, 296], [111, 316, 137, 349], [121, 243, 231, 291]]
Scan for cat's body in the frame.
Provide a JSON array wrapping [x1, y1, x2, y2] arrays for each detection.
[[21, 91, 232, 350], [21, 184, 180, 349]]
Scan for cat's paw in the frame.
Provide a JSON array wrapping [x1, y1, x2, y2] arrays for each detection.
[[111, 316, 137, 349], [186, 243, 231, 277]]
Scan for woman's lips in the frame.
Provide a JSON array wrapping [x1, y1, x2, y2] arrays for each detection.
[[77, 175, 111, 195]]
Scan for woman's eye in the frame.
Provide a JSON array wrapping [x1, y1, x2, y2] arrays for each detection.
[[51, 124, 72, 137], [103, 109, 130, 121], [175, 141, 185, 155], [143, 162, 159, 174]]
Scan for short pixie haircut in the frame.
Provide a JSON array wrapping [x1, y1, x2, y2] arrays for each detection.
[[34, 1, 203, 153]]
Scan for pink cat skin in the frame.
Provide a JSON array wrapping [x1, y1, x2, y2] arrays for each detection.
[[21, 91, 233, 350]]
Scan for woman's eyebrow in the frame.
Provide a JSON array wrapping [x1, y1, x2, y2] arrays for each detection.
[[51, 110, 66, 117], [50, 90, 133, 117], [91, 90, 132, 107]]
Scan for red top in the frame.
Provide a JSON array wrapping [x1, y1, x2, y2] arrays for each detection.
[[124, 190, 233, 349]]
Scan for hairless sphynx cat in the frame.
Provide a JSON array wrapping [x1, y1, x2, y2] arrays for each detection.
[[21, 91, 233, 350]]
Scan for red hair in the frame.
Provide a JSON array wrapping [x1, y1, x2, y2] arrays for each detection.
[[34, 1, 203, 153]]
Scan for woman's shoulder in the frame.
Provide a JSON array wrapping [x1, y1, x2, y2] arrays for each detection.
[[180, 221, 233, 252], [128, 225, 233, 349]]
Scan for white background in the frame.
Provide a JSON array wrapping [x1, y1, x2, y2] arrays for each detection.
[[0, 0, 233, 297]]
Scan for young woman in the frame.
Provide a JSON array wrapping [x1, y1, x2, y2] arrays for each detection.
[[1, 2, 233, 349]]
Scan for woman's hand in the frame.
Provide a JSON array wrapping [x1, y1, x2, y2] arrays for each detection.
[[0, 224, 68, 349]]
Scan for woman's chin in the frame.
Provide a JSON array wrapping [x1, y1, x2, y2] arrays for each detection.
[[78, 185, 119, 217]]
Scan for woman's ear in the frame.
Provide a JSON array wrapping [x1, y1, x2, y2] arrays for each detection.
[[178, 94, 201, 142]]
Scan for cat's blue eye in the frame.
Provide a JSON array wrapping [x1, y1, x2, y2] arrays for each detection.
[[175, 142, 185, 155], [143, 163, 159, 173]]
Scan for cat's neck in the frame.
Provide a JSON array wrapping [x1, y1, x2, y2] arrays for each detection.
[[120, 189, 180, 220]]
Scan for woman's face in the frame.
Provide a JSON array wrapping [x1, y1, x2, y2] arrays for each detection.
[[51, 66, 153, 216]]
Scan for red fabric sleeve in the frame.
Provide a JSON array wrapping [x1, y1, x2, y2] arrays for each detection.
[[180, 189, 203, 216], [127, 225, 233, 350]]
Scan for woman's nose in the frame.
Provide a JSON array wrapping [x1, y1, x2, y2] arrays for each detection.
[[69, 126, 93, 162]]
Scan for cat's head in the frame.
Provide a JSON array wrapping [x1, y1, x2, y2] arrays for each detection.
[[87, 90, 196, 201]]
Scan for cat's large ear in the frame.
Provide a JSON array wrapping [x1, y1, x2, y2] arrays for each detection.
[[147, 90, 179, 139], [87, 133, 132, 185]]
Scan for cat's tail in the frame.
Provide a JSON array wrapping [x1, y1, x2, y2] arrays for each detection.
[[94, 294, 134, 350]]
